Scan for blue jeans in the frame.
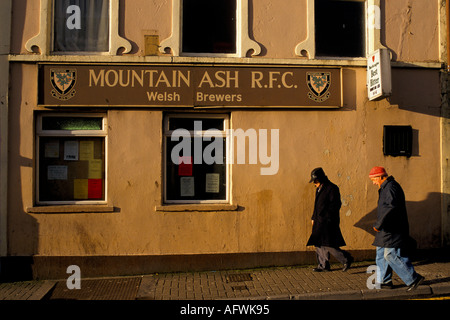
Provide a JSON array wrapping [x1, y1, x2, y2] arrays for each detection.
[[376, 247, 418, 286]]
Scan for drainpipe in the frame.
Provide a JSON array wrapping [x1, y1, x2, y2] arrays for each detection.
[[443, 0, 450, 247], [447, 0, 450, 71]]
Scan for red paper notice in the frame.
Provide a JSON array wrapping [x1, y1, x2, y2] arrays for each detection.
[[88, 179, 103, 199], [178, 156, 193, 176]]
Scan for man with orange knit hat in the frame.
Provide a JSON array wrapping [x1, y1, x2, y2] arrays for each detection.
[[369, 166, 424, 291]]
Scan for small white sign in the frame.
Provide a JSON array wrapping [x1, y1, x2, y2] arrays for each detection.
[[205, 173, 220, 193], [64, 141, 79, 161], [367, 48, 392, 100], [180, 177, 195, 197], [47, 165, 68, 180]]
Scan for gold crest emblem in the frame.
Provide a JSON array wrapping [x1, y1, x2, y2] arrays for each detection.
[[50, 69, 77, 101], [306, 72, 331, 102]]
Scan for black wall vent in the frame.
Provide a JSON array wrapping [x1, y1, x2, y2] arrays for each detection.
[[383, 125, 413, 157]]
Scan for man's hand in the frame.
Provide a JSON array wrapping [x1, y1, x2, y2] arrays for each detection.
[[311, 220, 314, 226]]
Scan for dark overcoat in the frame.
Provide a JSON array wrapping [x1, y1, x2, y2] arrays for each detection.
[[307, 179, 346, 247], [372, 176, 410, 248]]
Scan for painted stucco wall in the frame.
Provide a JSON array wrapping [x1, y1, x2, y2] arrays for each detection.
[[7, 65, 442, 257], [10, 0, 440, 62], [5, 0, 445, 268]]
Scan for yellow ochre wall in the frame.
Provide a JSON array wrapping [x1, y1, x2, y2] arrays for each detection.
[[4, 0, 446, 278]]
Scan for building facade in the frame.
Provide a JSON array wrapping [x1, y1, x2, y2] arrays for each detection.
[[1, 0, 449, 279]]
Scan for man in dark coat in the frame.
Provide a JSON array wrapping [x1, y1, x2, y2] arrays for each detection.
[[307, 168, 353, 272], [369, 166, 424, 291]]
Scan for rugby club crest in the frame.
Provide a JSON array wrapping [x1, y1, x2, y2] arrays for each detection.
[[50, 69, 77, 101], [306, 72, 331, 102]]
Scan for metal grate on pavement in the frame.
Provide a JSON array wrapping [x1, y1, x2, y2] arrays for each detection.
[[226, 273, 253, 283], [47, 277, 142, 300]]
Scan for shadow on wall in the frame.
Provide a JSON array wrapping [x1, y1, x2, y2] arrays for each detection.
[[354, 192, 443, 249], [389, 69, 443, 118], [0, 64, 39, 283]]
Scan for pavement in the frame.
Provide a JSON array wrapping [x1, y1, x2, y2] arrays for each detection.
[[1, 250, 450, 302]]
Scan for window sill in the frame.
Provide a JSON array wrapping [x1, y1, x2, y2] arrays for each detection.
[[8, 54, 443, 69], [155, 204, 239, 212], [27, 205, 115, 214]]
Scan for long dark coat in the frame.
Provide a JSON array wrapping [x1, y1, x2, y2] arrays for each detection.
[[372, 176, 410, 248], [307, 179, 346, 247]]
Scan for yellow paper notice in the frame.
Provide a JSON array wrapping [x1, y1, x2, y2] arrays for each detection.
[[74, 179, 88, 199], [79, 141, 94, 161], [88, 159, 103, 179]]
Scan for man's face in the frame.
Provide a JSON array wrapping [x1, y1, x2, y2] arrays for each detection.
[[313, 180, 321, 188], [370, 177, 383, 188]]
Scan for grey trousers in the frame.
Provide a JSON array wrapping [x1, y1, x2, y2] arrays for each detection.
[[316, 246, 351, 269]]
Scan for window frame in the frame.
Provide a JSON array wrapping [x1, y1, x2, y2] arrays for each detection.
[[295, 0, 385, 59], [52, 0, 111, 54], [35, 113, 108, 205], [163, 113, 231, 204], [25, 0, 131, 55], [160, 0, 261, 58]]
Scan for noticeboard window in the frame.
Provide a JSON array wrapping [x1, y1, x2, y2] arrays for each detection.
[[164, 114, 230, 204], [36, 114, 107, 204]]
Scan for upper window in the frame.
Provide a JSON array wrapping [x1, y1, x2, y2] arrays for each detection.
[[53, 0, 110, 53], [295, 0, 383, 59], [25, 0, 131, 55], [315, 0, 365, 58], [160, 0, 261, 57], [182, 0, 236, 54]]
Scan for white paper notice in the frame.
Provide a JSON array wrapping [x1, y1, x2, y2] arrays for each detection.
[[205, 173, 220, 193], [180, 177, 195, 197], [64, 141, 79, 161], [47, 165, 68, 180]]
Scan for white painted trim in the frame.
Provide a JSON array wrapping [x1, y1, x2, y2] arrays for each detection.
[[294, 0, 315, 58]]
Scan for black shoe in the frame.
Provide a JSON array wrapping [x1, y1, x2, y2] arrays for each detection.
[[406, 275, 424, 292], [379, 281, 394, 289], [342, 256, 354, 272], [313, 267, 330, 272]]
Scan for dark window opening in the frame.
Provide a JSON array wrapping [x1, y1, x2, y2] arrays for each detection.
[[182, 0, 237, 54], [315, 0, 365, 58], [383, 125, 413, 157]]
